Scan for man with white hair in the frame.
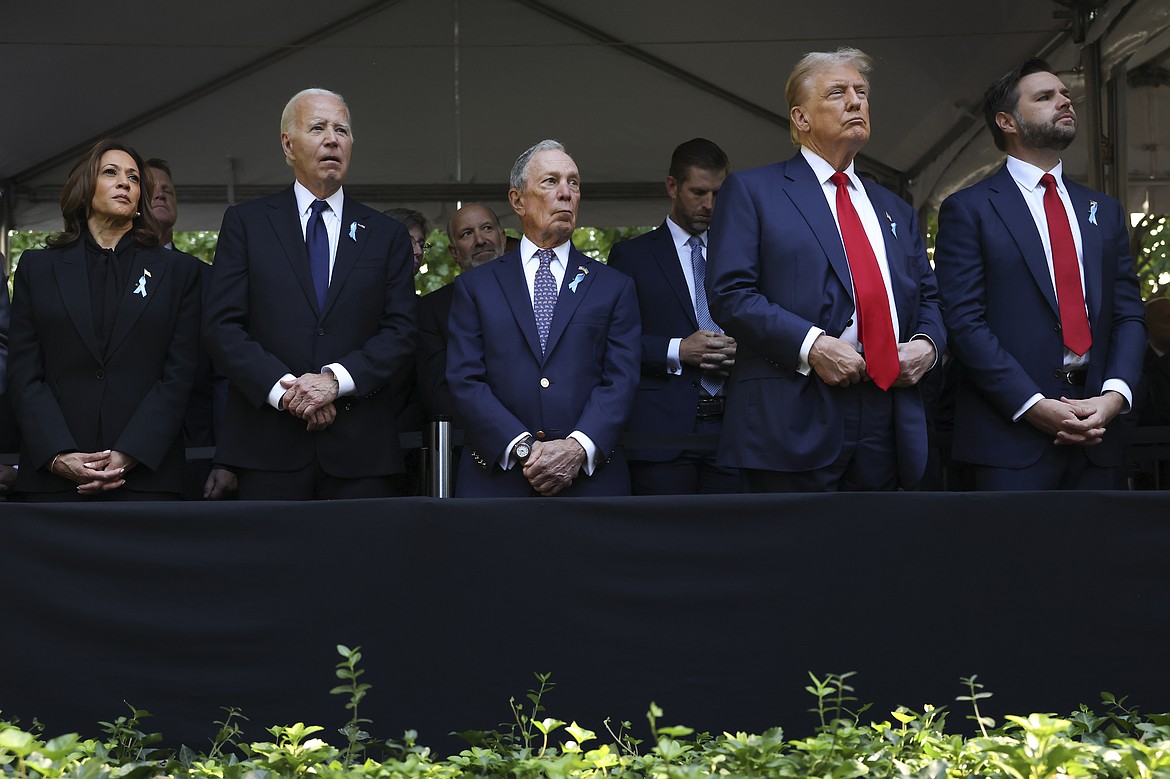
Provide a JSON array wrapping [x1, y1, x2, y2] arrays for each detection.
[[205, 88, 416, 499]]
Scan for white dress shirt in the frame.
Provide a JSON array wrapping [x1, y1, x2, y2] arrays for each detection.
[[664, 216, 707, 374], [1004, 156, 1131, 419], [266, 181, 355, 409], [796, 146, 902, 374], [502, 236, 598, 475]]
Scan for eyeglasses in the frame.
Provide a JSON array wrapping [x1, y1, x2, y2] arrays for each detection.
[[411, 237, 433, 250]]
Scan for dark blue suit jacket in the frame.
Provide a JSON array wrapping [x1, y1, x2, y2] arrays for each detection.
[[934, 165, 1146, 468], [205, 187, 416, 477], [707, 153, 945, 487], [607, 222, 707, 461], [446, 245, 640, 496]]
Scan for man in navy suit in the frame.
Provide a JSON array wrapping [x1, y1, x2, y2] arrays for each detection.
[[934, 59, 1145, 490], [205, 88, 416, 500], [708, 48, 945, 492], [447, 140, 640, 497], [608, 138, 739, 494]]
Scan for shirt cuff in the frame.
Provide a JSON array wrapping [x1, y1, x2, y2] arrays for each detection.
[[568, 431, 598, 475], [1013, 393, 1044, 422], [1102, 379, 1133, 413], [269, 373, 296, 409], [797, 327, 825, 376], [324, 363, 355, 396], [910, 334, 939, 370], [667, 338, 683, 375], [500, 431, 529, 470]]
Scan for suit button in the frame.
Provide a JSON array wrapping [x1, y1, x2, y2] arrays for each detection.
[[691, 381, 699, 388], [846, 318, 854, 327], [1053, 369, 1064, 379], [540, 377, 550, 388], [536, 430, 546, 440], [96, 369, 105, 380], [317, 327, 326, 336], [1054, 323, 1062, 332], [344, 402, 352, 411]]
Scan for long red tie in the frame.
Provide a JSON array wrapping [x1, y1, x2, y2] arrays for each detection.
[[1039, 173, 1092, 356], [830, 172, 899, 391]]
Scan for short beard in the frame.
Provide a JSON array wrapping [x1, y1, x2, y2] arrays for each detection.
[[1014, 112, 1076, 151]]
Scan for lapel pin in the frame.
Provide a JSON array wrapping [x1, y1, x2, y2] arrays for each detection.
[[885, 211, 898, 239], [568, 265, 589, 293], [348, 221, 365, 241], [1088, 201, 1098, 226], [132, 268, 151, 297]]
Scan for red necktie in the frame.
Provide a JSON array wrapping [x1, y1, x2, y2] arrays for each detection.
[[830, 172, 899, 390], [1039, 173, 1092, 356]]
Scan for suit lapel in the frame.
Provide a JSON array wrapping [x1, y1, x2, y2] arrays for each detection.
[[106, 248, 169, 358], [543, 249, 592, 360], [266, 188, 320, 314], [865, 183, 914, 330], [988, 166, 1059, 318], [53, 241, 102, 362], [782, 154, 854, 298], [1065, 180, 1103, 328], [651, 223, 698, 329], [495, 252, 544, 361], [322, 199, 368, 317]]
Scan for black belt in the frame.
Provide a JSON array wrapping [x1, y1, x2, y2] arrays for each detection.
[[697, 396, 725, 419], [1054, 368, 1088, 386]]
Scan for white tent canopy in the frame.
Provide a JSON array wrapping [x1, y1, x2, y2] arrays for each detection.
[[3, 0, 1169, 250]]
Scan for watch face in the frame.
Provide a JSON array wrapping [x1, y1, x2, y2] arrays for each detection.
[[516, 443, 531, 460]]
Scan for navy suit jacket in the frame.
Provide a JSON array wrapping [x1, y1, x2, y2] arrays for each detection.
[[607, 222, 707, 461], [446, 245, 640, 497], [707, 152, 945, 487], [933, 165, 1146, 468], [204, 187, 416, 476], [8, 242, 202, 494]]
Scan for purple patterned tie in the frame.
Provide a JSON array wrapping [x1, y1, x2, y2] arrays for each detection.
[[688, 235, 723, 397], [534, 249, 558, 353]]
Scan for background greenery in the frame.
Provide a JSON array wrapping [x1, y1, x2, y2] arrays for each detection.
[[7, 215, 1168, 299]]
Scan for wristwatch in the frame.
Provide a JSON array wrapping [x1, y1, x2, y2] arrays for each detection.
[[513, 434, 535, 464]]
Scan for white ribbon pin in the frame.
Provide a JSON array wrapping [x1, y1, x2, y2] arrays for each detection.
[[132, 269, 151, 297]]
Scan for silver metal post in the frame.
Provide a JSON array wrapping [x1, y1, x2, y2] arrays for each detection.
[[429, 417, 453, 498]]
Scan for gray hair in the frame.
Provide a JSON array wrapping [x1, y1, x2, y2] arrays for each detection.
[[279, 87, 352, 151], [784, 48, 873, 145], [509, 139, 567, 191]]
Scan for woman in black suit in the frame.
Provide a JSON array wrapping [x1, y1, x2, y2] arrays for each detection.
[[7, 139, 202, 500]]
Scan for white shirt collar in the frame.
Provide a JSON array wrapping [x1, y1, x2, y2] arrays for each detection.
[[519, 235, 571, 268], [801, 146, 861, 190], [293, 180, 344, 218], [1006, 155, 1065, 193], [665, 216, 705, 253]]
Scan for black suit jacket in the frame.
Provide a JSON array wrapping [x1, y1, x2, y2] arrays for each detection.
[[416, 282, 455, 421], [7, 241, 202, 493], [204, 187, 416, 476], [607, 222, 708, 461]]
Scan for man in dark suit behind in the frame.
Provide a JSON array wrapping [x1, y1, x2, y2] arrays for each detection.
[[416, 202, 507, 421], [205, 88, 416, 500], [707, 48, 945, 492], [447, 140, 640, 497], [934, 59, 1146, 490], [608, 138, 739, 494]]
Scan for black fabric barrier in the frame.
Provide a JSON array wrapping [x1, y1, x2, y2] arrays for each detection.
[[3, 493, 1169, 751]]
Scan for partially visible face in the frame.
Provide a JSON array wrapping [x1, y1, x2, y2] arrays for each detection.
[[509, 149, 580, 248], [1008, 70, 1077, 151], [282, 94, 352, 198], [791, 63, 871, 159], [408, 226, 426, 274], [448, 204, 506, 270], [667, 166, 727, 235], [90, 150, 141, 223], [149, 166, 178, 231]]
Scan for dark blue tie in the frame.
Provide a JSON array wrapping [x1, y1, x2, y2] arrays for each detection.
[[307, 200, 331, 308]]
